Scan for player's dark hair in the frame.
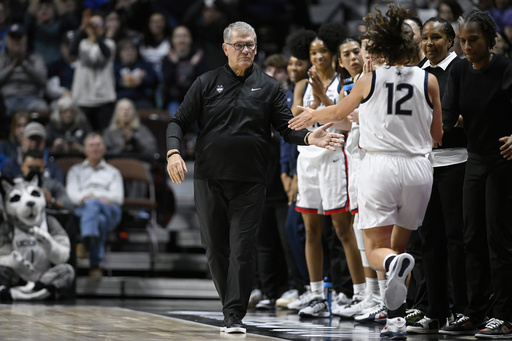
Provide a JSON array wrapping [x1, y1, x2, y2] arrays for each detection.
[[361, 4, 419, 65], [287, 29, 317, 61]]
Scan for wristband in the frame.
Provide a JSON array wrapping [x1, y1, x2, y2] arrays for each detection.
[[305, 132, 311, 146], [166, 151, 180, 160]]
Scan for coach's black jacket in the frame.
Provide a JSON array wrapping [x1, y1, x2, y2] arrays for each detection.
[[167, 64, 308, 184]]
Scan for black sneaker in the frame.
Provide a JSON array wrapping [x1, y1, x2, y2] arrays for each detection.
[[405, 308, 424, 326], [221, 313, 246, 334], [439, 314, 478, 335], [475, 318, 512, 339]]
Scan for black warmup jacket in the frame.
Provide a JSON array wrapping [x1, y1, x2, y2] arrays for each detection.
[[167, 64, 309, 183], [442, 54, 512, 156]]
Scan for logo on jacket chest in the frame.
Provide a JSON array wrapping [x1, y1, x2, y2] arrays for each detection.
[[216, 85, 224, 93]]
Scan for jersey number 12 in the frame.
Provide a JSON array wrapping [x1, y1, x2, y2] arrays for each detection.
[[385, 83, 413, 116]]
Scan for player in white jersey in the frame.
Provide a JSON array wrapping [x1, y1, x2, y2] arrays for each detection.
[[290, 24, 366, 318], [289, 4, 443, 339]]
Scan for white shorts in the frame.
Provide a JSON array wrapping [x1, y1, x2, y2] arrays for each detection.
[[357, 152, 433, 230], [296, 148, 350, 215]]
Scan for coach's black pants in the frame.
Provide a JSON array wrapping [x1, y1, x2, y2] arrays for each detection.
[[194, 179, 266, 319], [463, 154, 512, 323]]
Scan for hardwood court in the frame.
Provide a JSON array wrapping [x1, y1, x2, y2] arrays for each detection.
[[0, 295, 471, 341]]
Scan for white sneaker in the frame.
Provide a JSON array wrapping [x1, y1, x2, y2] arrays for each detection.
[[332, 294, 374, 318], [334, 291, 351, 305], [248, 289, 262, 309], [287, 289, 313, 311], [298, 298, 330, 317], [385, 253, 415, 310], [380, 316, 407, 339], [354, 302, 387, 323], [276, 289, 299, 308]]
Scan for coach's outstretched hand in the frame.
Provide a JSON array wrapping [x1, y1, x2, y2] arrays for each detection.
[[309, 122, 345, 151]]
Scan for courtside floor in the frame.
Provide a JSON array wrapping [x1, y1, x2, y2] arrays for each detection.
[[0, 278, 476, 340]]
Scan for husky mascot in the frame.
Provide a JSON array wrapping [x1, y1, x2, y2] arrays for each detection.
[[0, 175, 75, 301]]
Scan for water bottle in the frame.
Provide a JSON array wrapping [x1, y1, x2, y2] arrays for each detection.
[[324, 276, 333, 315]]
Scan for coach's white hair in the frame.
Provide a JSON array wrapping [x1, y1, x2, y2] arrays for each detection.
[[223, 21, 257, 43]]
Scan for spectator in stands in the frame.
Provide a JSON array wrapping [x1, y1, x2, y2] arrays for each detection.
[[66, 132, 123, 280], [0, 110, 29, 166], [162, 25, 207, 115], [102, 98, 157, 158], [1, 121, 64, 184], [437, 0, 464, 22], [24, 0, 78, 67], [70, 10, 116, 132], [104, 9, 141, 45], [264, 54, 289, 91], [45, 95, 91, 155], [139, 12, 171, 78], [114, 38, 157, 109], [21, 149, 73, 211], [0, 0, 11, 52], [493, 30, 512, 56], [0, 23, 49, 117], [183, 0, 237, 71], [488, 0, 512, 32], [45, 30, 74, 103]]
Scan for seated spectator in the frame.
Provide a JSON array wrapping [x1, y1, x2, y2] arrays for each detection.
[[0, 110, 29, 166], [1, 121, 64, 184], [24, 0, 78, 67], [0, 24, 49, 117], [162, 25, 207, 115], [20, 149, 74, 211], [102, 98, 157, 159], [45, 95, 91, 155], [114, 38, 157, 109], [70, 10, 116, 132], [66, 132, 123, 280]]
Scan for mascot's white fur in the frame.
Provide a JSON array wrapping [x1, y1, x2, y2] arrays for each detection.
[[0, 176, 74, 301]]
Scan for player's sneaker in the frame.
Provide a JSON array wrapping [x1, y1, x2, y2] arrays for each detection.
[[255, 298, 276, 310], [354, 302, 387, 323], [380, 316, 407, 340], [405, 308, 424, 326], [475, 318, 512, 339], [332, 294, 375, 318], [439, 314, 479, 335], [276, 289, 298, 308], [298, 298, 330, 317], [287, 288, 313, 311], [406, 316, 449, 334], [248, 288, 262, 309], [385, 253, 414, 310]]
